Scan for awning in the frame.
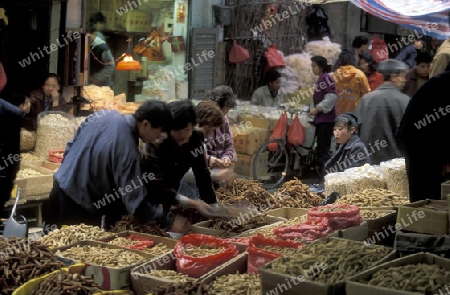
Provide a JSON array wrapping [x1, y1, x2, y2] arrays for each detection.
[[350, 0, 450, 39]]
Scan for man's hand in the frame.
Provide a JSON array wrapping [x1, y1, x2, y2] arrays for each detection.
[[310, 107, 319, 115], [221, 157, 232, 168], [170, 215, 191, 234], [210, 156, 227, 169], [189, 199, 213, 216]]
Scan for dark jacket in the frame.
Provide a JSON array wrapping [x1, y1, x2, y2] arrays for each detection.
[[313, 72, 337, 124], [324, 135, 371, 173], [54, 111, 164, 226], [24, 89, 67, 131], [0, 99, 23, 209], [402, 69, 428, 98], [397, 70, 450, 201], [355, 83, 409, 165], [89, 36, 115, 87], [144, 129, 217, 212], [395, 44, 417, 69]]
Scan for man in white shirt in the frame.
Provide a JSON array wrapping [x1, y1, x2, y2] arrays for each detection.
[[251, 68, 287, 107]]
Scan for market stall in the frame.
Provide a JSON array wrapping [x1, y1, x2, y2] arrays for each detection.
[[1, 173, 449, 294]]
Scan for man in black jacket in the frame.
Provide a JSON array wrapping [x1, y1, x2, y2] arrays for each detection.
[[0, 98, 24, 209], [144, 100, 221, 208], [397, 69, 450, 202]]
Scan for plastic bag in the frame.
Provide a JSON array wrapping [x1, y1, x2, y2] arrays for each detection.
[[369, 36, 388, 63], [287, 113, 306, 146], [380, 158, 409, 199], [229, 39, 250, 64], [344, 164, 386, 194], [274, 218, 334, 241], [324, 172, 350, 196], [20, 129, 36, 152], [308, 204, 363, 230], [123, 234, 155, 250], [222, 237, 250, 245], [174, 234, 239, 278], [277, 66, 300, 94], [48, 149, 65, 164], [268, 111, 288, 151], [247, 234, 302, 274], [304, 37, 342, 66], [264, 45, 286, 69], [35, 111, 76, 159]]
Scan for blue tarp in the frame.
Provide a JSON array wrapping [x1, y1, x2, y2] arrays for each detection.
[[350, 0, 450, 39]]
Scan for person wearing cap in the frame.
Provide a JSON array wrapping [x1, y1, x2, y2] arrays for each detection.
[[397, 67, 450, 202], [355, 59, 410, 165], [324, 112, 371, 174]]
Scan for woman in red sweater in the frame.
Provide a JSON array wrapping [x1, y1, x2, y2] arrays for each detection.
[[358, 53, 383, 91]]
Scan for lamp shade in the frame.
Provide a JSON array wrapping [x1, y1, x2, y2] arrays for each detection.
[[116, 54, 142, 71]]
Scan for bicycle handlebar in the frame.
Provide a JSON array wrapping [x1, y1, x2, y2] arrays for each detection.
[[278, 105, 309, 115]]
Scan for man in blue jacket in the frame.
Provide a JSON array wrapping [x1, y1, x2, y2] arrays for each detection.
[[45, 100, 212, 231], [395, 39, 424, 69]]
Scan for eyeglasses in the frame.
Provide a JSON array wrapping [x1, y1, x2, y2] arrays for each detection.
[[44, 84, 58, 88]]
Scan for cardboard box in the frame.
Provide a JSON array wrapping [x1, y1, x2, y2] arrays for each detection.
[[362, 210, 397, 246], [237, 114, 270, 130], [101, 10, 118, 31], [87, 0, 100, 13], [55, 240, 154, 290], [231, 126, 269, 155], [396, 199, 449, 235], [100, 0, 127, 11], [131, 245, 247, 295], [124, 10, 152, 33], [394, 230, 450, 257], [346, 253, 450, 295], [26, 160, 60, 173], [14, 165, 53, 198], [266, 207, 309, 220], [339, 221, 368, 241], [192, 216, 286, 237], [442, 180, 450, 200], [97, 231, 177, 254], [234, 152, 268, 177], [260, 237, 395, 295]]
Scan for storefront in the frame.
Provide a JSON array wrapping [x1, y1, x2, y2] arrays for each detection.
[[87, 0, 190, 102]]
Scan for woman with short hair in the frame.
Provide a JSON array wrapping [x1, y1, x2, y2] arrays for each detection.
[[204, 85, 237, 169]]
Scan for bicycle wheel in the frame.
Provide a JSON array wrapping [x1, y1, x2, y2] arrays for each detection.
[[253, 139, 289, 189]]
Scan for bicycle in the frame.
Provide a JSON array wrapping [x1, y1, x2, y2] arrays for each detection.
[[252, 104, 318, 189]]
